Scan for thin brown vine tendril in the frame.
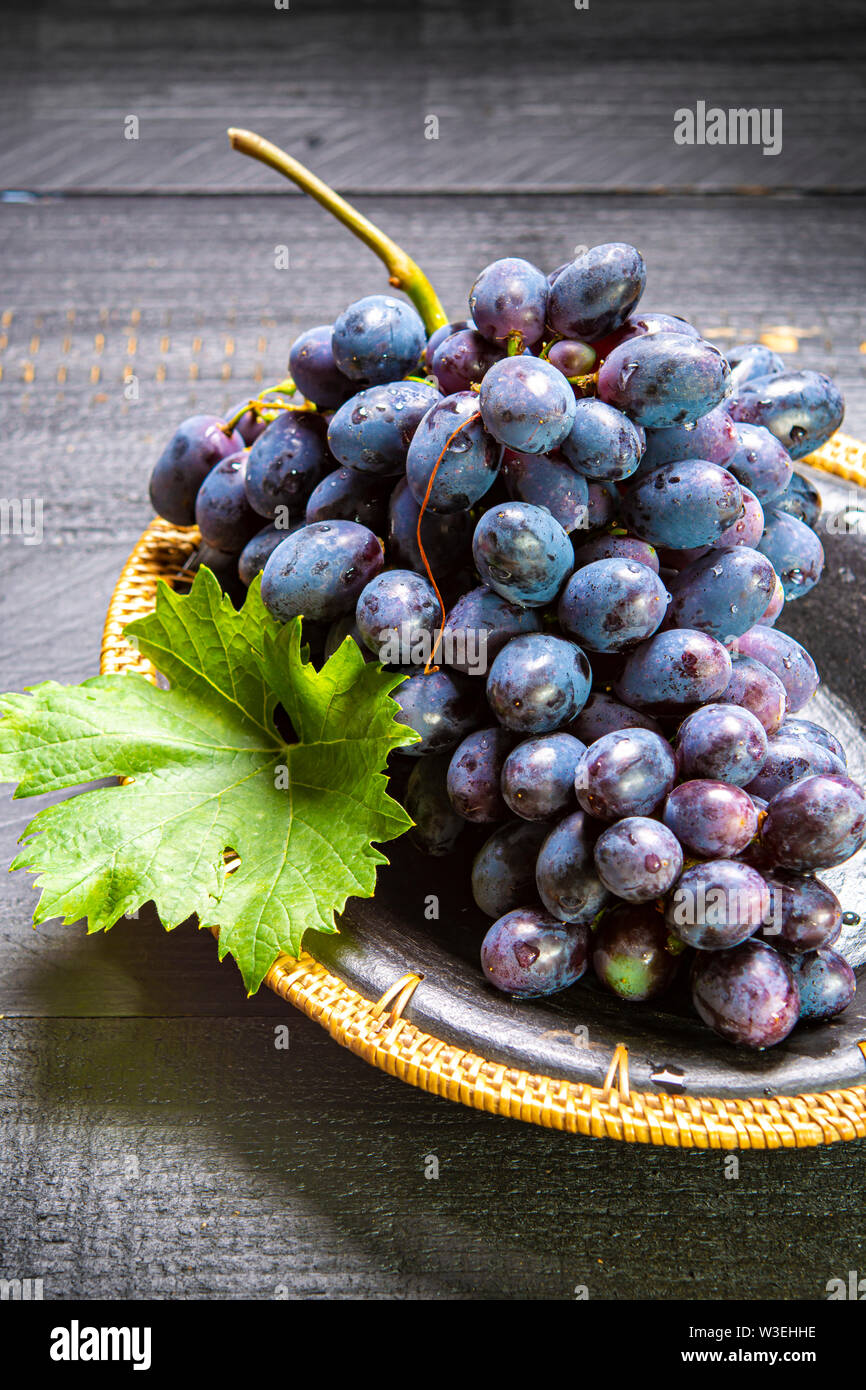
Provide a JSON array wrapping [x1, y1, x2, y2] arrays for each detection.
[[415, 411, 483, 675]]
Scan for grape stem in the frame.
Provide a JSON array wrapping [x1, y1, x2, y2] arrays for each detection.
[[227, 128, 449, 334]]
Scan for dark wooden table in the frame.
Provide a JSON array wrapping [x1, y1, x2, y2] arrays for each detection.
[[1, 0, 865, 1301]]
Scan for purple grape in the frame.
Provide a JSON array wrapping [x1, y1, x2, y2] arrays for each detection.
[[304, 466, 388, 532], [227, 399, 270, 447], [559, 398, 644, 481], [726, 342, 786, 391], [575, 728, 676, 820], [405, 754, 465, 856], [792, 947, 856, 1021], [592, 903, 680, 1000], [194, 452, 262, 554], [760, 774, 866, 870], [691, 939, 799, 1047], [715, 486, 764, 549], [440, 585, 541, 677], [585, 479, 619, 530], [758, 574, 785, 626], [431, 328, 505, 394], [732, 626, 819, 712], [261, 520, 384, 622], [547, 243, 646, 340], [613, 311, 701, 346], [663, 780, 758, 857], [479, 356, 576, 454], [473, 501, 574, 607], [149, 414, 246, 526], [245, 411, 330, 519], [472, 820, 549, 918], [667, 860, 770, 950], [572, 533, 659, 572], [640, 405, 738, 472], [469, 257, 548, 346], [331, 294, 426, 384], [774, 471, 821, 528], [392, 668, 483, 756], [328, 381, 440, 476], [422, 319, 471, 369], [757, 508, 824, 601], [745, 733, 846, 801], [238, 522, 295, 587], [535, 812, 610, 923], [501, 450, 590, 534], [780, 718, 845, 765], [446, 727, 511, 822], [667, 546, 777, 642], [355, 569, 440, 661], [725, 422, 793, 504], [481, 907, 590, 999], [406, 391, 501, 513], [558, 557, 669, 653], [547, 339, 597, 378], [613, 628, 732, 712], [621, 460, 743, 549], [501, 732, 585, 821], [598, 333, 731, 428], [593, 817, 683, 903], [676, 704, 768, 786], [487, 633, 591, 734], [387, 478, 474, 576], [569, 692, 663, 741], [288, 324, 354, 409], [728, 369, 844, 460], [757, 871, 842, 953]]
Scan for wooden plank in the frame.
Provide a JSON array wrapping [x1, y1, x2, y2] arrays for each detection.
[[0, 1016, 864, 1300], [2, 0, 865, 192]]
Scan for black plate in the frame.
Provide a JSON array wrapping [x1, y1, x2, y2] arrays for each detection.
[[305, 462, 866, 1099]]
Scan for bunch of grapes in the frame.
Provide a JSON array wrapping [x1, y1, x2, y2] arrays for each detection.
[[148, 239, 862, 1051]]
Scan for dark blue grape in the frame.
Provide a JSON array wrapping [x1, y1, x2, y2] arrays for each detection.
[[304, 465, 388, 532], [244, 411, 330, 519], [690, 939, 799, 1047], [668, 546, 777, 641], [355, 569, 440, 662], [472, 820, 549, 917], [613, 628, 732, 712], [535, 811, 610, 923], [725, 422, 793, 504], [487, 633, 591, 734], [613, 311, 701, 347], [569, 691, 663, 742], [621, 460, 742, 549], [593, 817, 683, 903], [238, 521, 296, 587], [640, 405, 737, 473], [387, 478, 474, 575], [572, 532, 659, 572], [547, 243, 646, 340], [592, 903, 681, 999], [585, 479, 619, 530], [288, 324, 354, 408], [501, 732, 585, 821], [431, 328, 504, 394], [473, 501, 574, 606], [757, 871, 842, 953], [677, 704, 768, 786], [726, 342, 786, 391], [773, 470, 822, 528], [667, 860, 770, 950], [558, 557, 669, 652], [481, 907, 590, 998], [547, 339, 597, 379], [406, 391, 501, 512], [715, 486, 764, 550], [757, 508, 824, 601], [728, 370, 844, 459], [501, 450, 589, 533], [733, 625, 818, 712], [745, 733, 845, 801], [793, 947, 856, 1021], [392, 667, 482, 756], [724, 652, 785, 737], [559, 398, 644, 481], [149, 414, 245, 526], [446, 726, 511, 822], [598, 333, 731, 428], [479, 356, 576, 454], [261, 520, 383, 622], [440, 585, 541, 677], [469, 257, 548, 346], [422, 319, 471, 369], [663, 780, 758, 857], [405, 754, 465, 856], [761, 774, 866, 870], [575, 728, 676, 819], [780, 718, 845, 765], [194, 452, 262, 553], [331, 294, 426, 384], [328, 380, 440, 476]]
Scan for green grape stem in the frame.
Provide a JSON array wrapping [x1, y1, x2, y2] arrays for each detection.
[[227, 128, 448, 335]]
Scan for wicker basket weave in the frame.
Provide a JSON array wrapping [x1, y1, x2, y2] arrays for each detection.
[[100, 433, 866, 1148]]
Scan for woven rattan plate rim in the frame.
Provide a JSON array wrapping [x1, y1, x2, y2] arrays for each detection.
[[99, 431, 866, 1147]]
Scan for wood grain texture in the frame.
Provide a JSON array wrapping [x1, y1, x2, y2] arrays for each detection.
[[2, 0, 865, 193]]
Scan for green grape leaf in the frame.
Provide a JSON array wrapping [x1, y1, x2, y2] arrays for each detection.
[[0, 568, 417, 993]]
